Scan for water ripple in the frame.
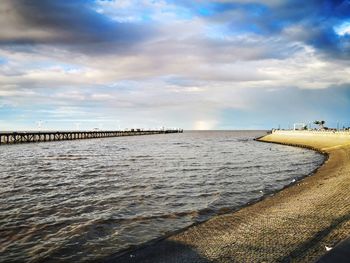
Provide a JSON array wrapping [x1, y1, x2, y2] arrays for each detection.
[[0, 131, 325, 262]]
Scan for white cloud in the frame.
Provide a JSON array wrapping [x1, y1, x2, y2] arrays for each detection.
[[1, 1, 350, 129], [334, 21, 350, 36]]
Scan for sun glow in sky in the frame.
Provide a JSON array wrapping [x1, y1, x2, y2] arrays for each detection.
[[0, 0, 350, 130]]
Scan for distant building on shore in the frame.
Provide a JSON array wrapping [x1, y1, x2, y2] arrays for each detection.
[[293, 123, 307, 130]]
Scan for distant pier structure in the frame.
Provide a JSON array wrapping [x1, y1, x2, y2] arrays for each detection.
[[0, 129, 183, 145]]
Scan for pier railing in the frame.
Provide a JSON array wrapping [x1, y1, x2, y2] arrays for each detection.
[[0, 130, 183, 145]]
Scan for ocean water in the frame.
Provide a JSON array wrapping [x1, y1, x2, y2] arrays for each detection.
[[0, 131, 325, 262]]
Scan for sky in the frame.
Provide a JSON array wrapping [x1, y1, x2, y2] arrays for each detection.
[[0, 0, 350, 130]]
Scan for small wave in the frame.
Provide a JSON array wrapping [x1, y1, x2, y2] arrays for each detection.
[[245, 164, 264, 169], [237, 138, 250, 142], [181, 168, 209, 172], [44, 155, 89, 161], [179, 145, 201, 148], [217, 139, 238, 142], [216, 166, 240, 172], [91, 211, 200, 225]]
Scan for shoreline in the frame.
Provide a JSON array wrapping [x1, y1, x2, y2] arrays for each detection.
[[105, 140, 328, 261], [106, 131, 350, 263]]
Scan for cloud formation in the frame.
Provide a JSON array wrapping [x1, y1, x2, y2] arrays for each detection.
[[0, 0, 349, 130], [0, 0, 154, 54]]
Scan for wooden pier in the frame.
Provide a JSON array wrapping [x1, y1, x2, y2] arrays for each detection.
[[0, 129, 183, 145]]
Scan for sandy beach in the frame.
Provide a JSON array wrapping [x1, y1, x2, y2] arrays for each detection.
[[110, 131, 350, 263]]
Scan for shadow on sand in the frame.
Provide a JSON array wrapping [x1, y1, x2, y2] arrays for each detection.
[[102, 240, 213, 263]]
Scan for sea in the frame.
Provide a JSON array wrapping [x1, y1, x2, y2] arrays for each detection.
[[0, 131, 325, 262]]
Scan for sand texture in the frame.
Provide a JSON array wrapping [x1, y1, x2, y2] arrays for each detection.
[[110, 131, 350, 263]]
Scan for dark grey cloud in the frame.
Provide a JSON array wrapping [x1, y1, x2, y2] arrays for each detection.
[[0, 0, 155, 54]]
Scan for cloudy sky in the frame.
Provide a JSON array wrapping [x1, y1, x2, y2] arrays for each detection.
[[0, 0, 349, 130]]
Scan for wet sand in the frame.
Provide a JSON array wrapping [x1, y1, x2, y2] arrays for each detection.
[[107, 131, 350, 263]]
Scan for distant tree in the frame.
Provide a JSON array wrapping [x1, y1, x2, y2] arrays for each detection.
[[314, 120, 325, 130]]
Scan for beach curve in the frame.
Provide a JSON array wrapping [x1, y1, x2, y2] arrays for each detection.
[[106, 131, 350, 263]]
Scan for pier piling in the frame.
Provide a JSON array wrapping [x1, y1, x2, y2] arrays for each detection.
[[0, 129, 183, 145]]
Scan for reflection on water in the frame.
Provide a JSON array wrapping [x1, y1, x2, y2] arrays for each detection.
[[0, 131, 325, 262]]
